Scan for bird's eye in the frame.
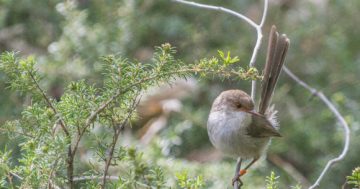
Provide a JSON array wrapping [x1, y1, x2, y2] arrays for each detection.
[[236, 104, 242, 108]]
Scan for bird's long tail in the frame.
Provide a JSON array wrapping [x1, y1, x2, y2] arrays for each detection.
[[258, 25, 290, 114]]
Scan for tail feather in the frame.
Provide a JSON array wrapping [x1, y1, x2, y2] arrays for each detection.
[[258, 25, 290, 114]]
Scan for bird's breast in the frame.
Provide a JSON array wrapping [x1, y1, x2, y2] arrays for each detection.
[[207, 111, 270, 158]]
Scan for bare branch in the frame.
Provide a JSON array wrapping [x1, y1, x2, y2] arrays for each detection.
[[250, 0, 268, 100], [172, 0, 268, 100], [172, 0, 258, 28], [9, 172, 23, 180], [283, 66, 350, 189], [259, 0, 269, 27], [74, 175, 119, 182]]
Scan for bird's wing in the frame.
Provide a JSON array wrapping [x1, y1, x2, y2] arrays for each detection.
[[247, 113, 282, 138]]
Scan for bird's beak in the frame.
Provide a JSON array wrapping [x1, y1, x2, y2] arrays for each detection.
[[246, 110, 263, 117]]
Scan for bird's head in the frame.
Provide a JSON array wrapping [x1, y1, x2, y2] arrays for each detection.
[[211, 90, 255, 113]]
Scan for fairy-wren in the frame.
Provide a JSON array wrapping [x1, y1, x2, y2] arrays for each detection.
[[207, 26, 290, 186]]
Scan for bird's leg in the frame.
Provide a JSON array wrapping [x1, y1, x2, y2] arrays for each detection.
[[239, 157, 259, 176], [232, 158, 259, 187], [232, 158, 243, 188]]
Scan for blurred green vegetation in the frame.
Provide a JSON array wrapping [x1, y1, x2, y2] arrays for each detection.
[[0, 0, 359, 188]]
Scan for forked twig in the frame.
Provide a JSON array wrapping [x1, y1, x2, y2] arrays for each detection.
[[173, 0, 269, 100]]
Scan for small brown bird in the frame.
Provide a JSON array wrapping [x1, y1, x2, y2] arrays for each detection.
[[207, 26, 290, 186]]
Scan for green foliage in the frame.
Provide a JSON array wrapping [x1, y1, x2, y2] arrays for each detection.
[[0, 147, 12, 188], [291, 184, 302, 189], [194, 50, 260, 80], [90, 147, 166, 189], [1, 0, 360, 188], [217, 50, 240, 66], [0, 53, 40, 97], [0, 44, 255, 188], [266, 171, 279, 189], [347, 167, 360, 188], [176, 171, 204, 189]]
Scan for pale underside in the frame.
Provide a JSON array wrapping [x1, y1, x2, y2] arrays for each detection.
[[207, 110, 273, 159]]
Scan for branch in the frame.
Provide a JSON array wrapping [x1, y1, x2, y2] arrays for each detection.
[[9, 172, 23, 180], [101, 95, 141, 188], [74, 175, 119, 182], [28, 72, 70, 136], [47, 156, 61, 189], [173, 0, 269, 100], [172, 0, 258, 28], [250, 0, 268, 100], [283, 66, 350, 189], [0, 128, 35, 138], [28, 71, 74, 188]]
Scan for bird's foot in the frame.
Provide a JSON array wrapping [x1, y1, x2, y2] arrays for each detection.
[[232, 169, 248, 187], [231, 174, 243, 187]]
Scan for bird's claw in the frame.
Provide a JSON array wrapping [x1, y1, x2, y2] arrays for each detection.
[[232, 169, 248, 187], [231, 174, 243, 187]]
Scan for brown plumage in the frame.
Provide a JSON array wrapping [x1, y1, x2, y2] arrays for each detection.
[[207, 25, 290, 187]]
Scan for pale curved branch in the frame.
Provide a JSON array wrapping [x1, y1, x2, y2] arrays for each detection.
[[172, 0, 258, 28], [283, 66, 350, 189], [172, 0, 268, 100], [259, 0, 269, 27]]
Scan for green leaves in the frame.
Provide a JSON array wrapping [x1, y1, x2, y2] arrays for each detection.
[[0, 52, 35, 93], [0, 147, 12, 187], [193, 50, 261, 80], [0, 44, 263, 188], [217, 50, 240, 66], [176, 171, 204, 189], [347, 167, 360, 188], [266, 171, 279, 189]]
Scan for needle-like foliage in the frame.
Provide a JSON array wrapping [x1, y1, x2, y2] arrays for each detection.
[[0, 44, 260, 188]]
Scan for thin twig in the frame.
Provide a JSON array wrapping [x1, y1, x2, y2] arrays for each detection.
[[47, 156, 61, 189], [28, 71, 74, 188], [250, 0, 268, 100], [0, 128, 35, 138], [6, 174, 13, 189], [173, 0, 268, 100], [101, 95, 141, 188], [9, 172, 23, 180], [28, 72, 69, 136], [172, 0, 258, 28], [283, 66, 350, 189], [259, 0, 269, 28], [74, 175, 119, 181], [48, 180, 62, 189]]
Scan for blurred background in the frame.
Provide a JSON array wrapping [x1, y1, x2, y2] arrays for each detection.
[[0, 0, 359, 188]]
